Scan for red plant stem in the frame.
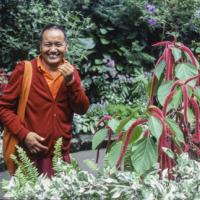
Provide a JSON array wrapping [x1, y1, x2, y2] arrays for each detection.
[[148, 105, 163, 118], [96, 148, 100, 163], [179, 45, 199, 67], [162, 90, 176, 116], [152, 41, 172, 47], [148, 74, 157, 106], [148, 55, 165, 106], [190, 97, 200, 136], [181, 85, 189, 124], [167, 46, 174, 80], [184, 74, 200, 85], [117, 132, 124, 142], [170, 80, 181, 92], [163, 47, 170, 81], [116, 118, 148, 168], [143, 129, 150, 137], [106, 127, 112, 153], [95, 115, 112, 131]]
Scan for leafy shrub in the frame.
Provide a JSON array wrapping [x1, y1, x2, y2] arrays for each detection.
[[2, 148, 200, 200], [92, 39, 200, 178], [0, 0, 94, 69]]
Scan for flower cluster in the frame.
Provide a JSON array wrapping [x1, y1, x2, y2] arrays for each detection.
[[144, 2, 157, 27]]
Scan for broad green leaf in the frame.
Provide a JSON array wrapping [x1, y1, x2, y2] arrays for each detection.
[[100, 28, 108, 35], [157, 80, 173, 106], [92, 128, 107, 150], [78, 37, 96, 49], [175, 63, 198, 86], [107, 119, 120, 133], [194, 87, 200, 103], [195, 47, 200, 54], [167, 87, 182, 111], [162, 147, 175, 159], [124, 119, 136, 131], [155, 60, 166, 80], [165, 118, 185, 144], [171, 47, 182, 62], [187, 108, 195, 129], [148, 116, 162, 141], [106, 141, 123, 167], [129, 126, 143, 144], [131, 137, 158, 175], [94, 59, 103, 65], [100, 38, 110, 45], [115, 114, 136, 134]]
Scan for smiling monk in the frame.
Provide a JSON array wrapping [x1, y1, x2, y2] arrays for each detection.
[[0, 24, 89, 176]]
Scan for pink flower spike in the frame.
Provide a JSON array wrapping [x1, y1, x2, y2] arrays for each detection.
[[184, 143, 190, 152]]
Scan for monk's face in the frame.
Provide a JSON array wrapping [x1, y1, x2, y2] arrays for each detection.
[[40, 28, 67, 69]]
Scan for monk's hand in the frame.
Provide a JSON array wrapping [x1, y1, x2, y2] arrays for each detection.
[[24, 132, 48, 154], [58, 63, 74, 83]]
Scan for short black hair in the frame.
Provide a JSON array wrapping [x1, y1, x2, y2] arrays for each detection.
[[40, 24, 67, 42]]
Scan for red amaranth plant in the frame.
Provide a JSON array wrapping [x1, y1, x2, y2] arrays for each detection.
[[92, 38, 200, 178]]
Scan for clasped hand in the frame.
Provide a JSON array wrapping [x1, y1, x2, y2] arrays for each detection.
[[58, 63, 74, 83]]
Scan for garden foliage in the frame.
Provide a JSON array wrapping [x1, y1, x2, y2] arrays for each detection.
[[92, 39, 200, 178], [2, 142, 200, 200]]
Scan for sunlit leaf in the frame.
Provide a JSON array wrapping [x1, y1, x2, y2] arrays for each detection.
[[78, 37, 96, 49], [165, 118, 185, 144], [92, 128, 107, 150], [148, 116, 162, 141], [131, 137, 158, 175], [107, 119, 120, 133], [155, 60, 166, 80], [106, 141, 123, 167], [171, 47, 182, 62], [175, 63, 198, 87], [162, 147, 175, 159], [157, 80, 173, 106]]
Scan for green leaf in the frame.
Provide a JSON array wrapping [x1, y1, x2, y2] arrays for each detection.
[[171, 47, 182, 62], [92, 128, 107, 150], [115, 114, 136, 134], [167, 87, 182, 111], [84, 159, 98, 171], [155, 60, 166, 80], [195, 47, 200, 54], [124, 119, 136, 131], [187, 108, 195, 129], [78, 37, 96, 49], [106, 141, 123, 167], [107, 119, 120, 133], [100, 38, 110, 45], [131, 137, 158, 175], [148, 116, 162, 141], [157, 80, 173, 106], [94, 59, 103, 65], [194, 87, 200, 103], [129, 126, 143, 144], [175, 63, 198, 86], [100, 28, 108, 35], [165, 118, 185, 144], [162, 147, 175, 159]]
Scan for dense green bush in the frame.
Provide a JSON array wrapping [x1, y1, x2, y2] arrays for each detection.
[[0, 0, 94, 70], [2, 144, 200, 200]]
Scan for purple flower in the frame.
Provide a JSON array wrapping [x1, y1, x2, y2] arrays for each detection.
[[144, 3, 156, 14], [103, 58, 115, 68], [148, 18, 157, 26]]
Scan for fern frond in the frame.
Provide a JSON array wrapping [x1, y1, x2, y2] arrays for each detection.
[[52, 137, 63, 174], [13, 146, 39, 184]]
